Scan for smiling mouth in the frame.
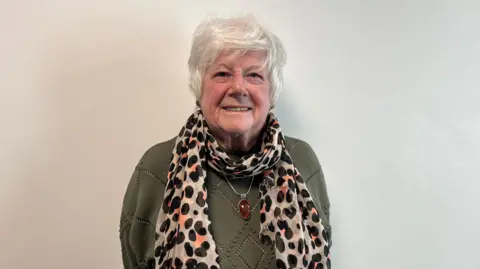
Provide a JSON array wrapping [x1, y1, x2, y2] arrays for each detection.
[[223, 107, 251, 112]]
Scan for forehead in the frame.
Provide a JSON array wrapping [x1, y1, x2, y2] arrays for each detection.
[[212, 50, 267, 69]]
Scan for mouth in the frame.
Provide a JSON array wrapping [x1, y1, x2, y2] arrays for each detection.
[[222, 107, 252, 112]]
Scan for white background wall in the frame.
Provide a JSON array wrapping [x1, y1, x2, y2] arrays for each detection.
[[1, 1, 479, 269]]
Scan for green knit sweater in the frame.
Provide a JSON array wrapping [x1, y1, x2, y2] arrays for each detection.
[[119, 136, 331, 269]]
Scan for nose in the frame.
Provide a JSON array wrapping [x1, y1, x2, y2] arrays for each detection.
[[231, 70, 246, 94]]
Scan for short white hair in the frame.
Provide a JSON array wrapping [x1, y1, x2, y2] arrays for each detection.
[[187, 14, 287, 105]]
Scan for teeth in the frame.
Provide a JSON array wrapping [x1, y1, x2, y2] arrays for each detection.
[[225, 107, 249, 111]]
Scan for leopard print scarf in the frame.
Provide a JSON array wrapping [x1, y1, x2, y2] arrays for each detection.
[[154, 109, 330, 269]]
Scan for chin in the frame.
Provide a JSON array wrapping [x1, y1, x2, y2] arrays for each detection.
[[220, 124, 252, 135]]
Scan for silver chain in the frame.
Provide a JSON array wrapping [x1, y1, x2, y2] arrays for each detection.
[[223, 175, 255, 200]]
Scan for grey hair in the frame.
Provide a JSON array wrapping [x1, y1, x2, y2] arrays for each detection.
[[187, 14, 287, 105]]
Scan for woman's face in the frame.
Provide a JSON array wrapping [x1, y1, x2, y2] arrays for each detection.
[[200, 50, 271, 146]]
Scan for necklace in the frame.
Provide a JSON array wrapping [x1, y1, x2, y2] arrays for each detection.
[[224, 175, 255, 220]]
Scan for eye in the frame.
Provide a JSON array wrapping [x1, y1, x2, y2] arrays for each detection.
[[214, 71, 231, 77], [247, 73, 263, 80]]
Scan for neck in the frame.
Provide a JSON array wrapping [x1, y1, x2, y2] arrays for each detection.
[[213, 131, 261, 153]]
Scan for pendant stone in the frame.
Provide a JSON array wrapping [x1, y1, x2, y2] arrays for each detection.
[[238, 194, 251, 220]]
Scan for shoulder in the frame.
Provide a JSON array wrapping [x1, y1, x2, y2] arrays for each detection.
[[136, 136, 176, 177], [121, 137, 176, 224], [284, 136, 322, 180]]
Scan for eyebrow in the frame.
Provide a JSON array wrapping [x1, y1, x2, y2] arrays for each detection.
[[216, 63, 232, 70], [215, 63, 265, 72], [245, 65, 265, 72]]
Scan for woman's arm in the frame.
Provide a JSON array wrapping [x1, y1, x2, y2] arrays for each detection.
[[119, 140, 174, 269], [119, 168, 140, 269], [305, 164, 332, 247], [287, 137, 332, 246]]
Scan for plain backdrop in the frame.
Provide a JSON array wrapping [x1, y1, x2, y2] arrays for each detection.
[[1, 1, 479, 269]]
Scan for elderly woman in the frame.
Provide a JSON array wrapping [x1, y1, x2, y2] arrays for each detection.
[[120, 15, 332, 269]]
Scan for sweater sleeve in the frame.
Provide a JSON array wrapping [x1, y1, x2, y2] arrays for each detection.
[[120, 166, 166, 269], [306, 164, 332, 247], [288, 138, 332, 247], [119, 168, 140, 269], [119, 140, 173, 269]]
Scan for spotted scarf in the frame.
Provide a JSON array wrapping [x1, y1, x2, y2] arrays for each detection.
[[154, 109, 330, 268]]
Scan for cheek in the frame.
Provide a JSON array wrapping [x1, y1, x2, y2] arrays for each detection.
[[201, 83, 224, 106], [200, 86, 226, 119], [252, 87, 271, 111]]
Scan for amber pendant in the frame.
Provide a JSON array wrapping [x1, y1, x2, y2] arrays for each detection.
[[238, 194, 251, 220]]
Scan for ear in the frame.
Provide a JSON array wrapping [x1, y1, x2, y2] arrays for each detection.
[[196, 100, 201, 107]]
